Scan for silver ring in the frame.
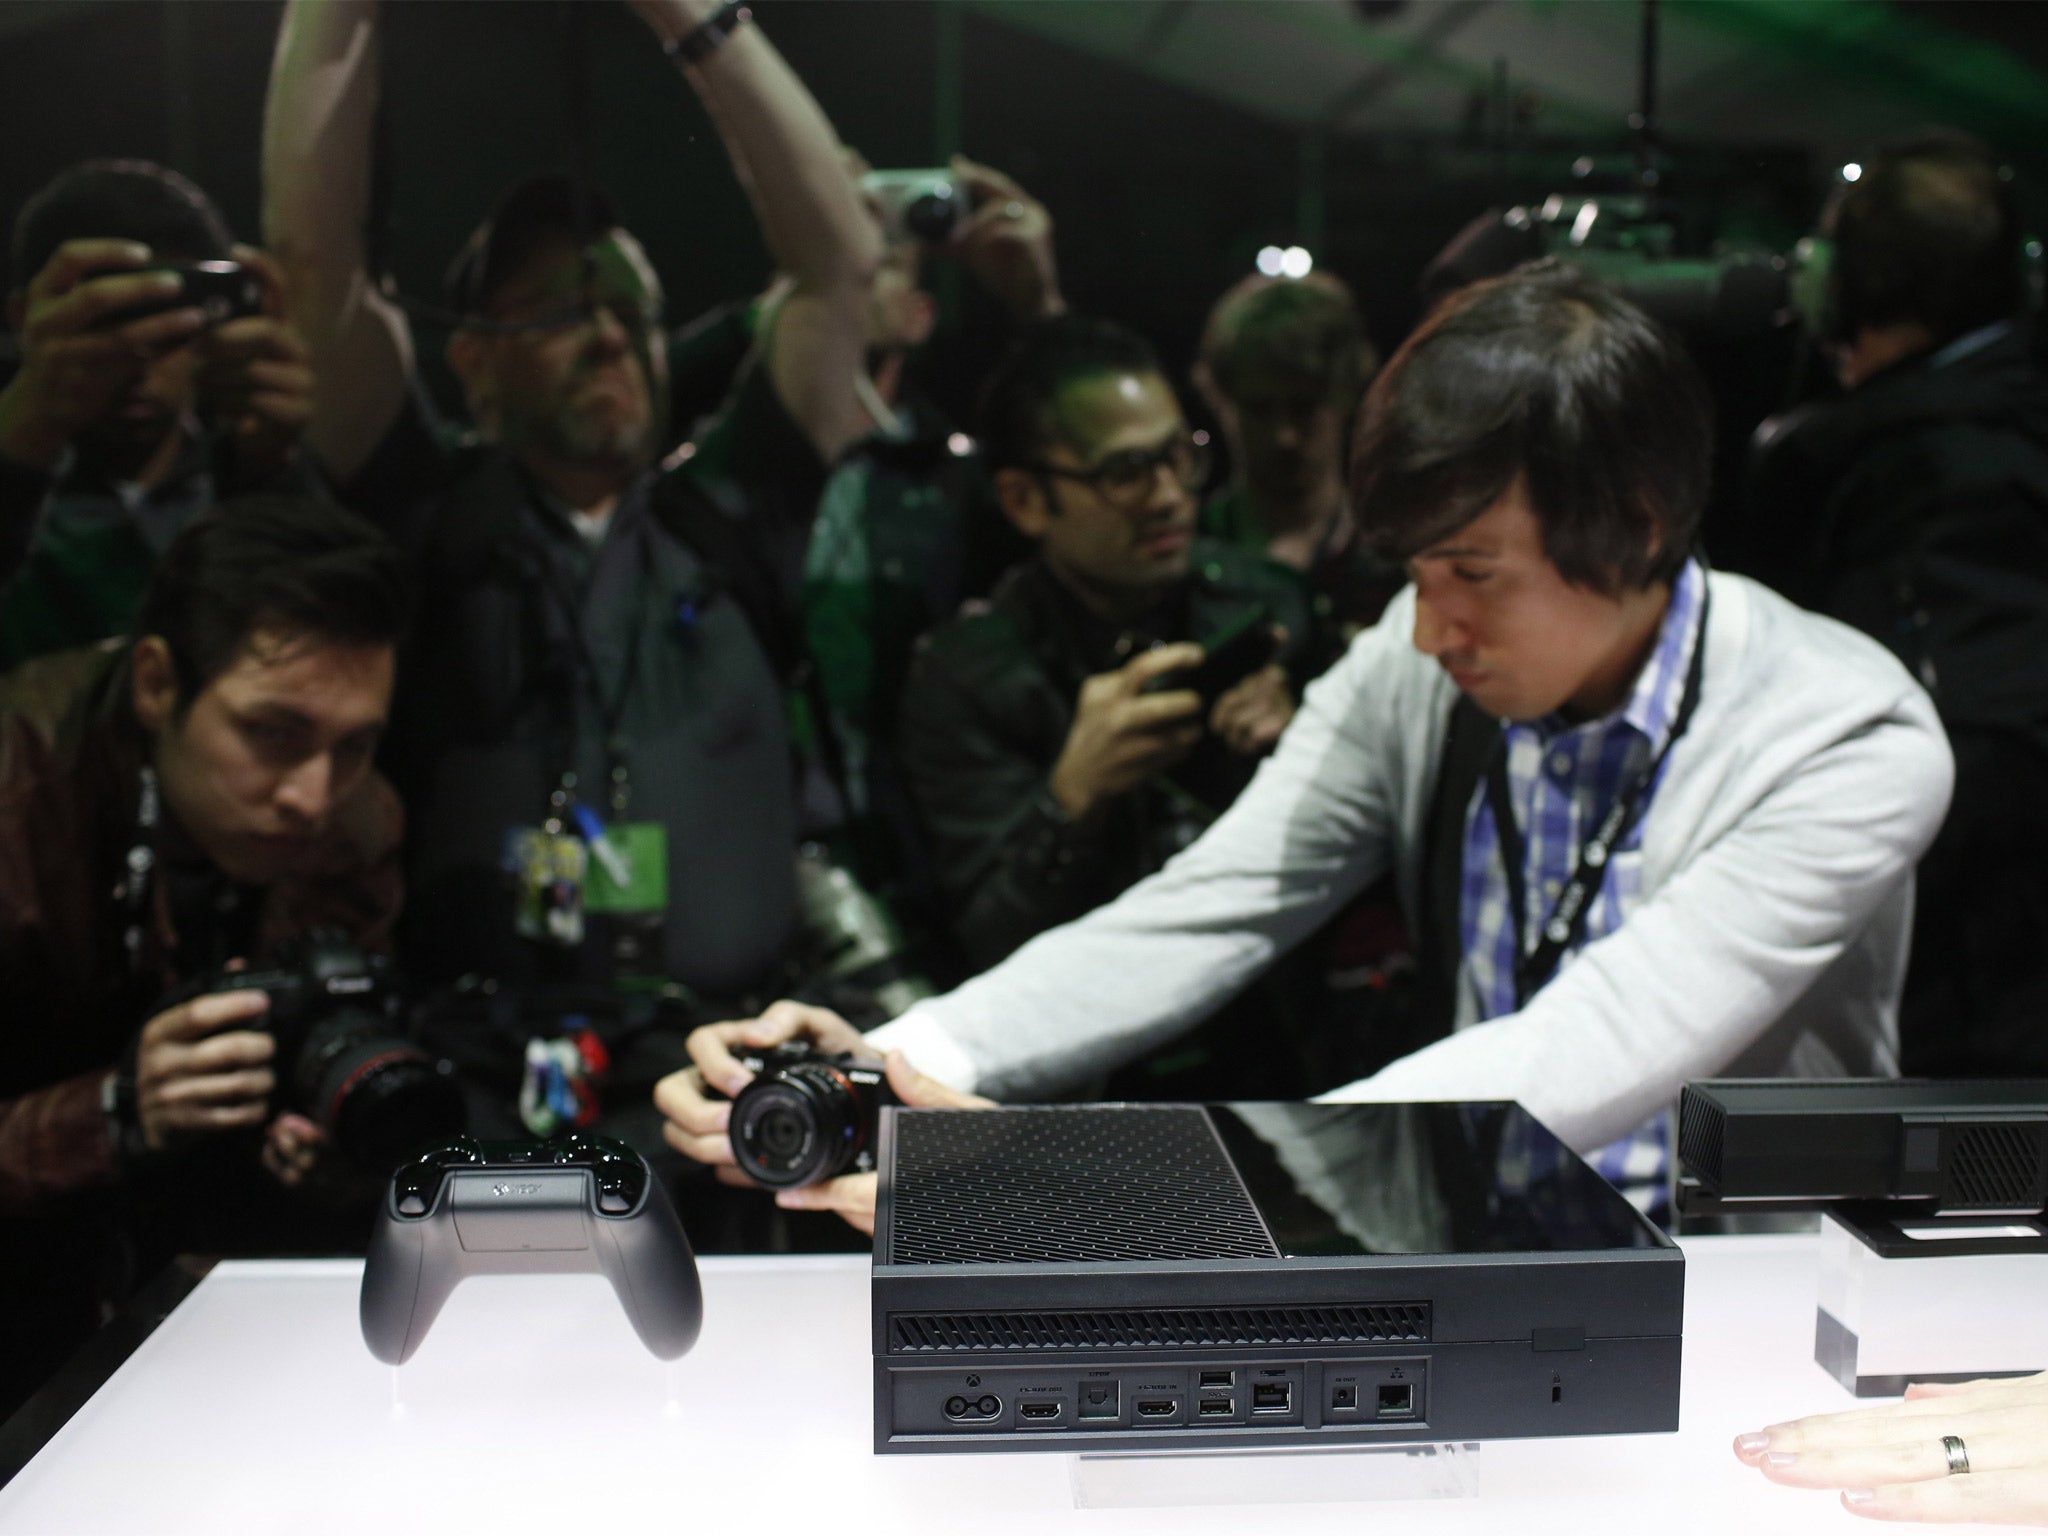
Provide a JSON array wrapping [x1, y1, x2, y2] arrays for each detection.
[[1942, 1434, 1970, 1475], [1002, 200, 1026, 221]]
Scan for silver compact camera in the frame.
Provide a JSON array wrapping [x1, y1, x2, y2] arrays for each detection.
[[862, 169, 965, 245]]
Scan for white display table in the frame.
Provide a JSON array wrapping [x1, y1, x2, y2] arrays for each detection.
[[0, 1236, 2007, 1535]]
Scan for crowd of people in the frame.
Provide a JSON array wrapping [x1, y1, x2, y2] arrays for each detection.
[[2, 2, 2046, 1513]]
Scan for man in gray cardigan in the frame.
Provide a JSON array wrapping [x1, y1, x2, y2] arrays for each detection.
[[656, 267, 1954, 1232]]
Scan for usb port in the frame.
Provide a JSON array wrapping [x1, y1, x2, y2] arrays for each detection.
[[1377, 1382, 1415, 1417], [1136, 1399, 1176, 1417], [1251, 1382, 1291, 1414], [1020, 1402, 1060, 1420], [1199, 1370, 1235, 1389], [1198, 1399, 1232, 1418]]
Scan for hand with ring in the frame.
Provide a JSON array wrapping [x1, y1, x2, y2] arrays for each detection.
[[1734, 1368, 2048, 1523], [943, 154, 1064, 323]]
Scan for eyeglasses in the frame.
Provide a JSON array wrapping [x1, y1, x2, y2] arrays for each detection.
[[1028, 435, 1212, 511]]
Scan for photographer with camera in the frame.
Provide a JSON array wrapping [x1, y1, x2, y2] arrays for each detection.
[[263, 0, 878, 1031], [659, 267, 1953, 1234], [660, 149, 1062, 966], [0, 492, 407, 1419], [1193, 271, 1398, 641], [0, 160, 316, 669], [893, 316, 1322, 983], [1745, 131, 2048, 1080]]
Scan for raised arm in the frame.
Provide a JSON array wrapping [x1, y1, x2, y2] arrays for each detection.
[[262, 0, 414, 480], [633, 0, 881, 463]]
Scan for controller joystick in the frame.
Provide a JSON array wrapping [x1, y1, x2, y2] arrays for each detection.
[[360, 1135, 702, 1364]]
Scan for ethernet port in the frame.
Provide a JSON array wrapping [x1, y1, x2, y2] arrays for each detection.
[[1377, 1382, 1416, 1418], [1251, 1381, 1292, 1414]]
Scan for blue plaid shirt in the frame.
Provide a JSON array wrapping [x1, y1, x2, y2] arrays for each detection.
[[1458, 559, 1706, 1224]]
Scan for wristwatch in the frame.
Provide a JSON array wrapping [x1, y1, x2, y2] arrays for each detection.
[[665, 1, 751, 63], [100, 1066, 151, 1168]]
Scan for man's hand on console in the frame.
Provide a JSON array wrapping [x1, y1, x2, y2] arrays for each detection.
[[771, 1053, 992, 1237], [1734, 1369, 2048, 1524]]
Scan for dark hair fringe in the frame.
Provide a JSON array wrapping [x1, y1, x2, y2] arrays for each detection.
[[977, 314, 1162, 470], [1351, 263, 1712, 594], [133, 494, 412, 705]]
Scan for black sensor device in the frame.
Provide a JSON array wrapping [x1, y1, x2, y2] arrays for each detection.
[[360, 1134, 703, 1364], [1678, 1078, 2048, 1215], [871, 1102, 1682, 1453]]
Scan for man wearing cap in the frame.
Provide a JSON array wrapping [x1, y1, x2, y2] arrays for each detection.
[[263, 0, 879, 1156]]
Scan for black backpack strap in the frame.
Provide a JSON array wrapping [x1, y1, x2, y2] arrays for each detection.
[[647, 474, 802, 685], [1410, 695, 1503, 1044], [648, 474, 869, 844]]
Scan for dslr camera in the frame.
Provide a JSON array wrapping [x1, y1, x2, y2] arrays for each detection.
[[176, 933, 466, 1175], [860, 169, 964, 246], [728, 1041, 898, 1190]]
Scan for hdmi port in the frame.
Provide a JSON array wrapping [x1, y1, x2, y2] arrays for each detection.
[[1019, 1402, 1060, 1420], [1136, 1399, 1176, 1417]]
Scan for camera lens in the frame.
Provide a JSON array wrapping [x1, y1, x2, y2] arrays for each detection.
[[903, 190, 959, 244], [730, 1062, 864, 1189], [295, 1009, 467, 1177]]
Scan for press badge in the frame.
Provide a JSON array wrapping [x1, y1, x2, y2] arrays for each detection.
[[502, 826, 587, 946], [581, 819, 668, 915]]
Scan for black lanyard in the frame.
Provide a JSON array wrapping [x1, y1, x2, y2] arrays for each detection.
[[527, 518, 653, 821], [1484, 585, 1711, 1008]]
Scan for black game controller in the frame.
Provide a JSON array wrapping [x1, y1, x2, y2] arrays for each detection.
[[359, 1134, 702, 1365]]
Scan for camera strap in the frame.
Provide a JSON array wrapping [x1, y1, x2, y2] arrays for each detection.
[[1484, 584, 1709, 1009]]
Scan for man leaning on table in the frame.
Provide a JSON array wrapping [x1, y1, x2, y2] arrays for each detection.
[[655, 263, 1955, 1233]]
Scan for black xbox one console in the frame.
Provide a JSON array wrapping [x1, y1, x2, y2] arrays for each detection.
[[361, 1134, 703, 1364], [870, 1102, 1682, 1453]]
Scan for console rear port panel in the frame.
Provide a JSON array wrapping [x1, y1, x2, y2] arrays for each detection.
[[895, 1358, 1427, 1437]]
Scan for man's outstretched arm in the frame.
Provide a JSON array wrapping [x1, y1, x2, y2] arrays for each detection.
[[262, 0, 414, 481], [634, 0, 881, 464]]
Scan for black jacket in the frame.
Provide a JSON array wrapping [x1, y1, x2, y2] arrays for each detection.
[[1745, 325, 2048, 1074], [896, 540, 1321, 972]]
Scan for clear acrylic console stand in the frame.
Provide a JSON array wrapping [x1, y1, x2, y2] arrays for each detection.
[[1069, 1440, 1480, 1509], [1815, 1207, 2048, 1397]]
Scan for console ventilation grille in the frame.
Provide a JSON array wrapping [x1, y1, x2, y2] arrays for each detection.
[[888, 1303, 1433, 1354], [883, 1106, 1275, 1264], [1943, 1122, 2048, 1210]]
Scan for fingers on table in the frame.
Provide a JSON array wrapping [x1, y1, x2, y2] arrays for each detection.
[[1761, 1414, 2048, 1489], [1842, 1466, 2048, 1525]]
